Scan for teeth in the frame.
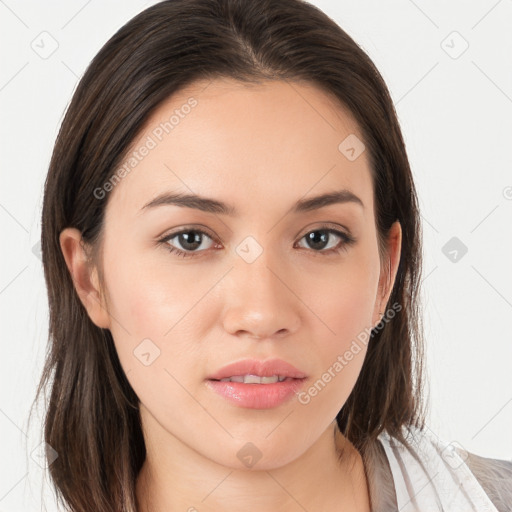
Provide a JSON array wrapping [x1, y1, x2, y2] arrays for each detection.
[[219, 374, 288, 384]]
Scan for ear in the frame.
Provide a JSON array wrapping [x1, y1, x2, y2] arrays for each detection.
[[59, 227, 111, 330], [373, 221, 402, 328]]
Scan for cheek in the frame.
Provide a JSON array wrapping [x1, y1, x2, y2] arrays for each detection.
[[305, 254, 379, 344], [299, 252, 380, 408], [103, 258, 206, 410], [105, 252, 203, 336], [299, 265, 378, 414], [103, 251, 219, 380]]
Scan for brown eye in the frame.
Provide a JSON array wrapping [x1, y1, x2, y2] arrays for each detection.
[[296, 227, 355, 254], [160, 229, 217, 258]]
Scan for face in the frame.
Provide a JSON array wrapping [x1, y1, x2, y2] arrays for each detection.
[[67, 78, 400, 470]]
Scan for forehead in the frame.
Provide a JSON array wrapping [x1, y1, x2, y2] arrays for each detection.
[[105, 77, 373, 221]]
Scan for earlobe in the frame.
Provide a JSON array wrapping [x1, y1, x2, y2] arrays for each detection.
[[59, 227, 111, 330]]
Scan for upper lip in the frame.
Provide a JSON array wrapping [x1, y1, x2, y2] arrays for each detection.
[[206, 358, 308, 380]]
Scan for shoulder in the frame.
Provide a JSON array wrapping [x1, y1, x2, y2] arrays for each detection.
[[461, 448, 512, 512], [376, 426, 512, 511]]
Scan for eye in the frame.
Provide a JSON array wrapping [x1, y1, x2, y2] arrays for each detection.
[[159, 228, 218, 258], [295, 226, 355, 255]]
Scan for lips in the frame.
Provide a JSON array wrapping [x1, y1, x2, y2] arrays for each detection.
[[206, 358, 308, 381], [205, 357, 308, 409]]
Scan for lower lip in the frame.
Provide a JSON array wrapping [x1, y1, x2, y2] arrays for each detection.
[[205, 378, 307, 409]]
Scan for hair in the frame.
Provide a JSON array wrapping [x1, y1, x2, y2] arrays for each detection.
[[31, 0, 428, 510]]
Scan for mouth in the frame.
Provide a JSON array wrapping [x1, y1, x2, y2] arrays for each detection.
[[208, 375, 301, 384], [204, 358, 308, 409], [205, 374, 308, 409]]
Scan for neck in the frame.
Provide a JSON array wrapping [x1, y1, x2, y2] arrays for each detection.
[[135, 408, 371, 512]]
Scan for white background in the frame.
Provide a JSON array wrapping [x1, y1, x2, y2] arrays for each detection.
[[1, 0, 511, 510]]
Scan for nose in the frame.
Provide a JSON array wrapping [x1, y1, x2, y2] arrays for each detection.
[[221, 251, 301, 340]]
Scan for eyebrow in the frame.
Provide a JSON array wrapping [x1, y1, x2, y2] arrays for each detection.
[[140, 189, 364, 216]]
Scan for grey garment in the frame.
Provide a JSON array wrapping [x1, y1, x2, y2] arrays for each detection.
[[363, 437, 399, 511], [363, 436, 512, 512], [463, 450, 512, 512]]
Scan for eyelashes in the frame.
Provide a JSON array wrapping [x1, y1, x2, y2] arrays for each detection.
[[157, 224, 356, 259]]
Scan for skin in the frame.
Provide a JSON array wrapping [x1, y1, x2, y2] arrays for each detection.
[[60, 77, 401, 511]]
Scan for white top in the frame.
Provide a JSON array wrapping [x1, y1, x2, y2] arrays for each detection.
[[377, 426, 500, 511]]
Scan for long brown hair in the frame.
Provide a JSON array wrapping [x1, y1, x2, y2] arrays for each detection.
[[31, 0, 427, 510]]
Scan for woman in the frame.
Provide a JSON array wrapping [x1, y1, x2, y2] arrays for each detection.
[[32, 0, 512, 510]]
